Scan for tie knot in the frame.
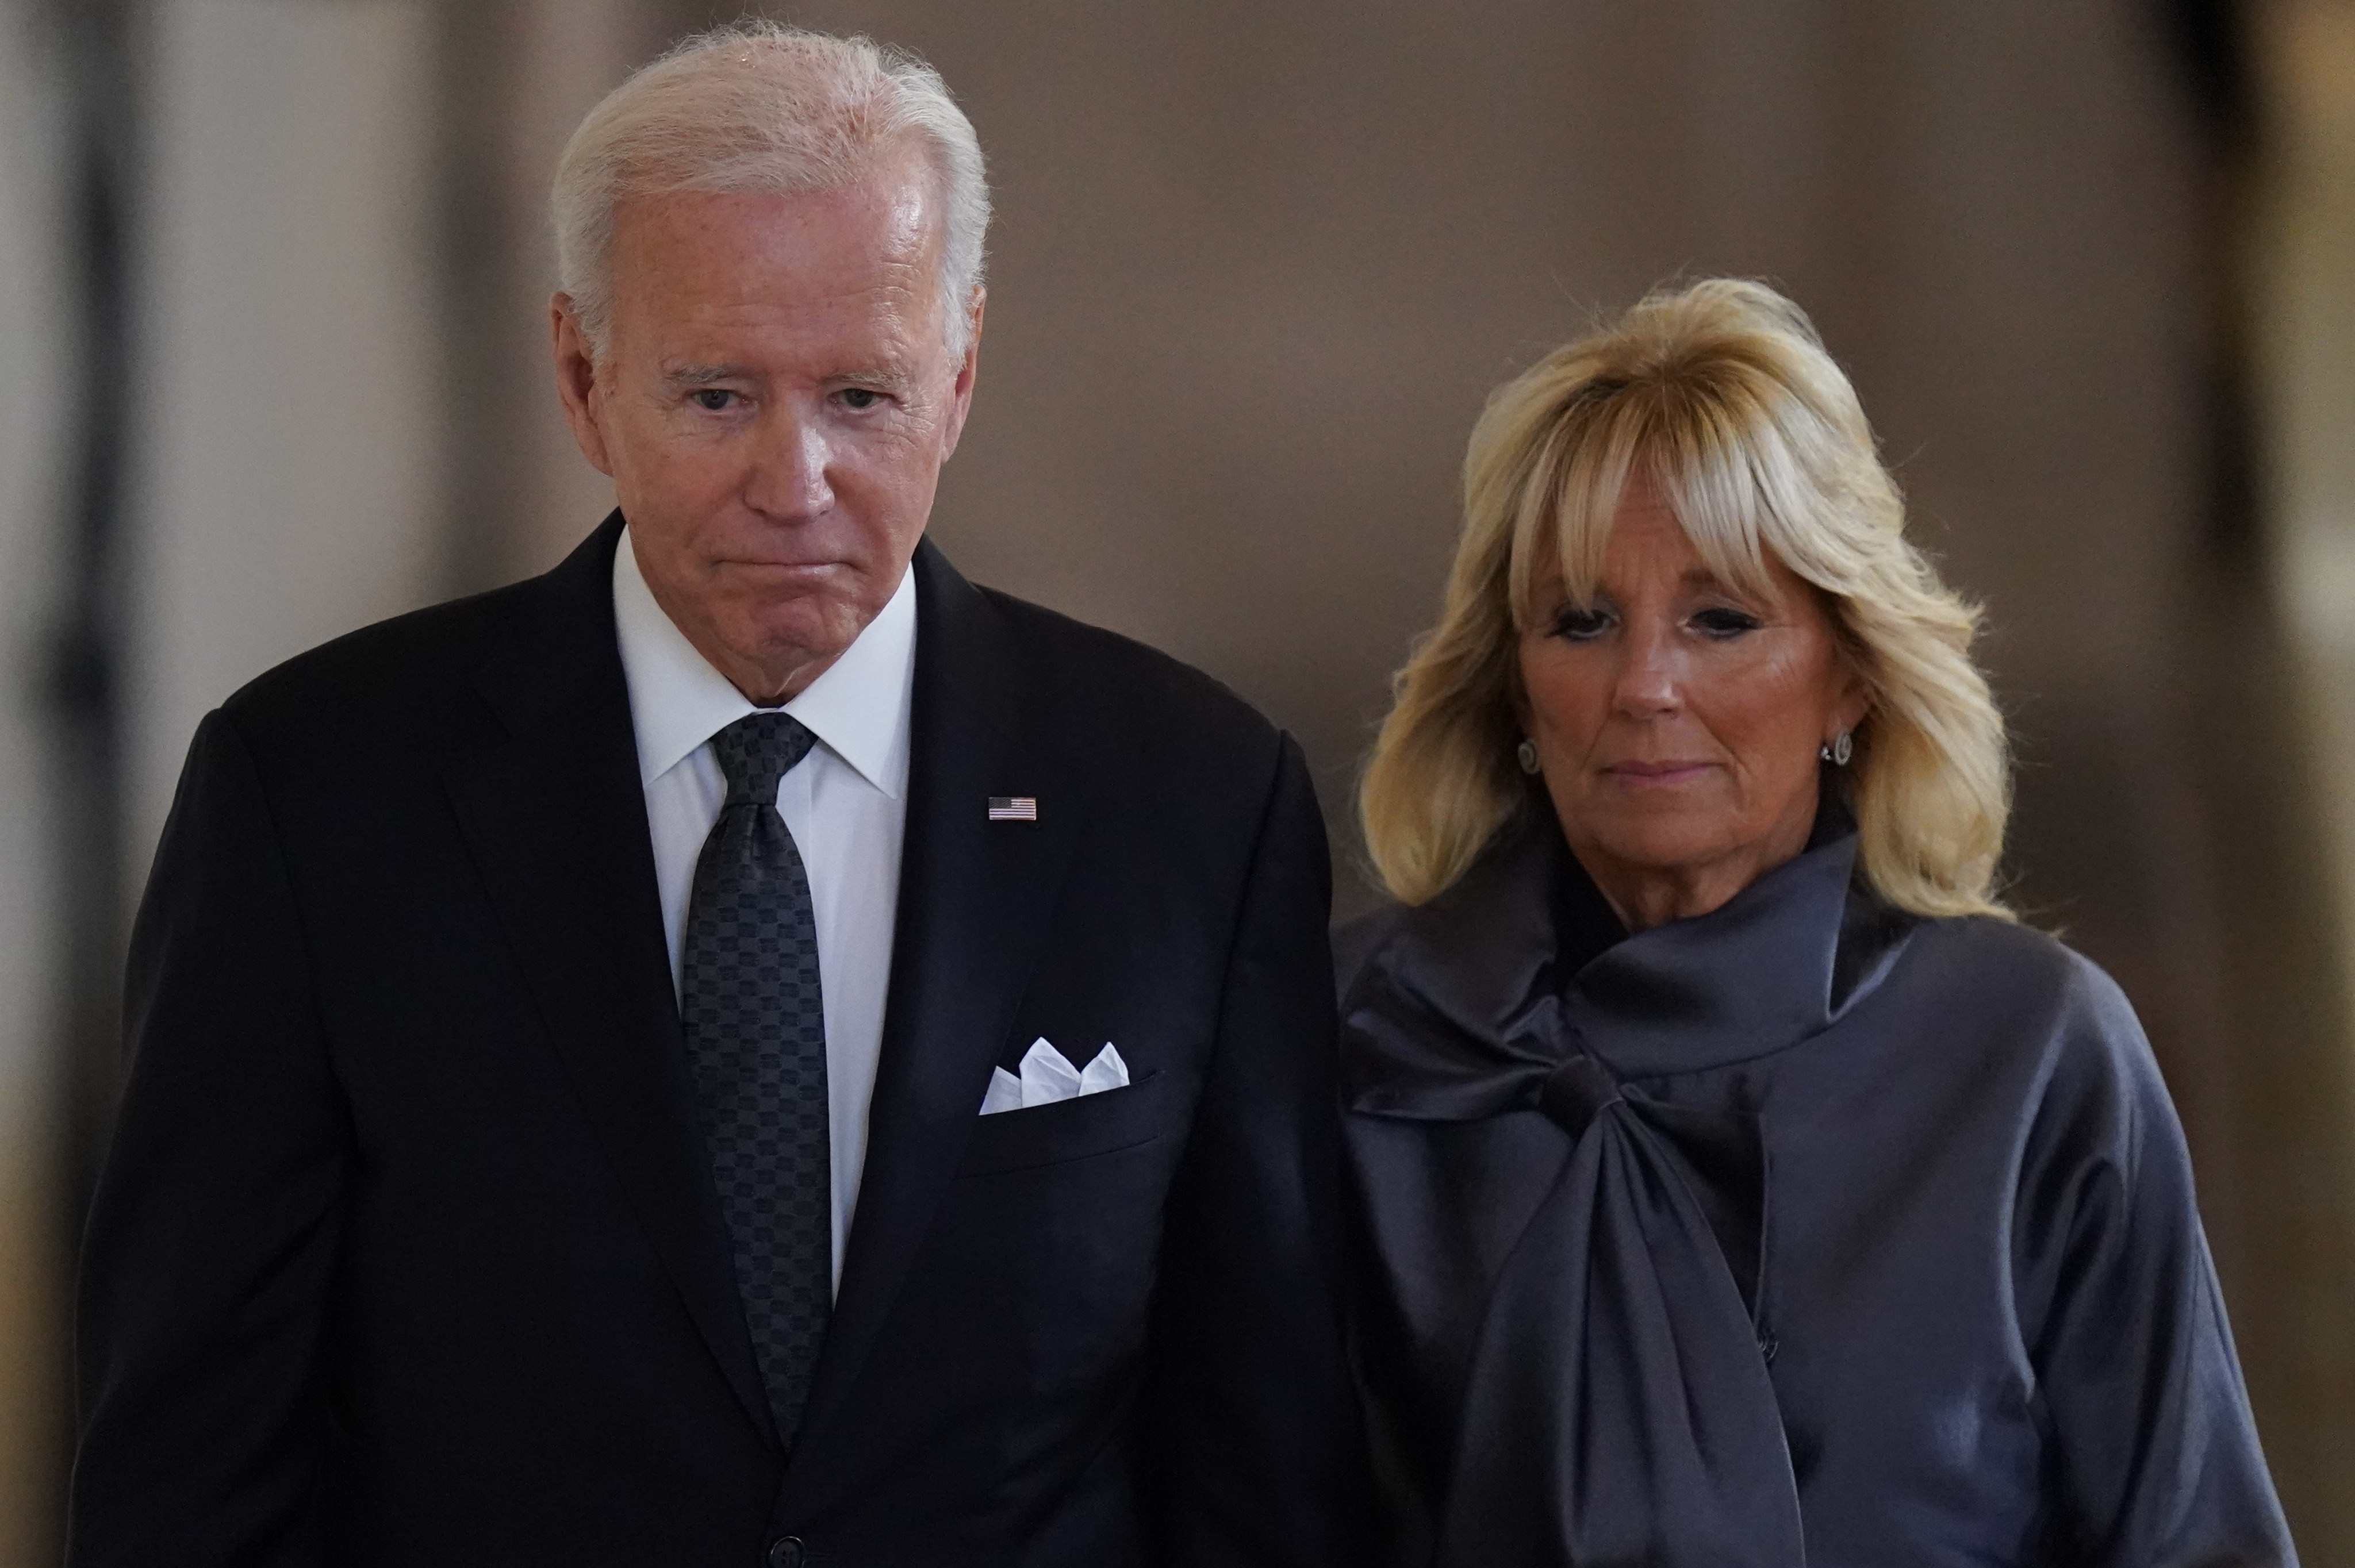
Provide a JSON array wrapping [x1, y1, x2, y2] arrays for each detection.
[[710, 712, 819, 807]]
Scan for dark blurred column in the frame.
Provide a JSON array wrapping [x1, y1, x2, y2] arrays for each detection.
[[9, 0, 143, 1554], [24, 0, 144, 1555], [37, 0, 137, 1275]]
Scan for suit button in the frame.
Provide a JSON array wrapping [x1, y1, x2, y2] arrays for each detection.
[[765, 1538, 805, 1568]]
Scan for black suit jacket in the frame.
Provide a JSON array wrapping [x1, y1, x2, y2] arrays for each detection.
[[70, 516, 1368, 1567]]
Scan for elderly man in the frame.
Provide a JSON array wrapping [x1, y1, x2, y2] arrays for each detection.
[[69, 24, 1366, 1568]]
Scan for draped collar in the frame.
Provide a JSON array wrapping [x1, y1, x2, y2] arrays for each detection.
[[1338, 804, 1917, 1566], [1345, 802, 1914, 1121]]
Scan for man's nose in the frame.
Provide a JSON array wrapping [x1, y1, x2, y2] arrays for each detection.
[[743, 409, 834, 520]]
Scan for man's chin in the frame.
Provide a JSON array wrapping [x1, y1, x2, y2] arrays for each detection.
[[718, 608, 869, 688], [663, 572, 891, 698]]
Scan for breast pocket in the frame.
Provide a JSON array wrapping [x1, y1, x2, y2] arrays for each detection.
[[958, 1070, 1176, 1176]]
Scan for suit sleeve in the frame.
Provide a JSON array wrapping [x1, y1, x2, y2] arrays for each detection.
[[2015, 964, 2298, 1566], [68, 708, 347, 1568], [1144, 733, 1375, 1567]]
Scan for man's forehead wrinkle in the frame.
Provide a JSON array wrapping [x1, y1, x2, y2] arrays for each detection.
[[618, 255, 937, 321], [650, 317, 923, 386], [640, 271, 929, 343], [653, 348, 917, 386], [612, 182, 935, 258]]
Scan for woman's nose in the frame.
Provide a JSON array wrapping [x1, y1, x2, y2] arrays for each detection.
[[1610, 626, 1683, 716]]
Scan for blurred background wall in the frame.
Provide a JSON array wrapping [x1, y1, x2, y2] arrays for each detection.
[[4, 0, 2353, 1559]]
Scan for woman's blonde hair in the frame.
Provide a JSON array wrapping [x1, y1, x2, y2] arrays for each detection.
[[1360, 278, 2011, 920]]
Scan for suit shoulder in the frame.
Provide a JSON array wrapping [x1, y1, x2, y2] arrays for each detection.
[[214, 578, 534, 752], [977, 583, 1282, 756]]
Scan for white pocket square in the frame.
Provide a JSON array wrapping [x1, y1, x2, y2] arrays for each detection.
[[978, 1038, 1130, 1114]]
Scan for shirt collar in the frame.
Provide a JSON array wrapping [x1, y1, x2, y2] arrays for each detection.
[[612, 524, 916, 799]]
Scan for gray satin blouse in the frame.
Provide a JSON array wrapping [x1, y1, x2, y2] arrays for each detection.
[[1337, 812, 2296, 1567]]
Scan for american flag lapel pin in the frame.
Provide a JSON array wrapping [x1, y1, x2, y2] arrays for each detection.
[[987, 796, 1038, 822]]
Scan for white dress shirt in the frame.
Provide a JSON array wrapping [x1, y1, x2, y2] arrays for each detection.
[[612, 528, 915, 1288]]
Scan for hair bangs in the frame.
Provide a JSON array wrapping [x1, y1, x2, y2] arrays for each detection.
[[1646, 387, 1785, 604], [1506, 383, 1784, 631], [1503, 398, 1623, 630]]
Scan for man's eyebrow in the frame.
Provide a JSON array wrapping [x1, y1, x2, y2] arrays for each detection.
[[655, 362, 919, 394], [657, 362, 750, 390], [838, 363, 916, 394]]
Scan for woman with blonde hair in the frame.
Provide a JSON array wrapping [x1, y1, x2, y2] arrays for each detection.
[[1339, 278, 2293, 1566]]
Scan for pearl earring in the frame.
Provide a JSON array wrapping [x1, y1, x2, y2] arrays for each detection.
[[1516, 739, 1541, 775]]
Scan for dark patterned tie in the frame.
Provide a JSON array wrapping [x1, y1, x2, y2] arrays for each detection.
[[680, 712, 830, 1450]]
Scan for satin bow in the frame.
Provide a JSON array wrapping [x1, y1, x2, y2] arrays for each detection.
[[1344, 818, 1909, 1567]]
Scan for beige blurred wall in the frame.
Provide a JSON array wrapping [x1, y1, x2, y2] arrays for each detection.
[[124, 0, 445, 875], [434, 0, 662, 589], [738, 0, 2220, 944], [2245, 0, 2355, 1543], [2258, 0, 2355, 995]]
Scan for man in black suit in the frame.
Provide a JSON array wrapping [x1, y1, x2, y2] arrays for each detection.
[[69, 22, 1366, 1567]]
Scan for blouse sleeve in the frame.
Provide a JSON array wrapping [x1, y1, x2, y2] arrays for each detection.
[[2012, 956, 2299, 1567]]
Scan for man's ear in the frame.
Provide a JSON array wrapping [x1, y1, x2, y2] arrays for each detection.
[[551, 293, 615, 477], [938, 287, 985, 461]]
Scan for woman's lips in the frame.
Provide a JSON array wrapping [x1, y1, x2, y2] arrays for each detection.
[[1605, 760, 1713, 785]]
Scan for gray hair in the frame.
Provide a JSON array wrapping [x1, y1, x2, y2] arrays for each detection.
[[553, 21, 990, 358]]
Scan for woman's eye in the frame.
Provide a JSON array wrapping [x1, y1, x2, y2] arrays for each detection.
[[691, 389, 736, 412], [1551, 606, 1613, 641], [838, 387, 883, 410], [1692, 606, 1763, 639]]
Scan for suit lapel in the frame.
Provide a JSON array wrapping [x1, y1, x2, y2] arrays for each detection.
[[440, 514, 776, 1448], [792, 539, 1089, 1448]]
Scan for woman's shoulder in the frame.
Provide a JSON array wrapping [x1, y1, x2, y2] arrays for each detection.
[[1901, 913, 2168, 1121], [1905, 913, 2139, 1027]]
